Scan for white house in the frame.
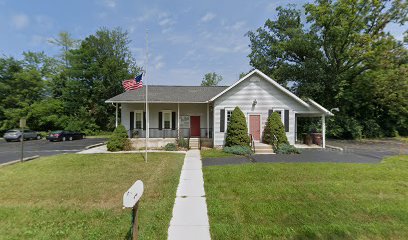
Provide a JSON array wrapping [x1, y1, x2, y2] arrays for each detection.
[[105, 69, 333, 148]]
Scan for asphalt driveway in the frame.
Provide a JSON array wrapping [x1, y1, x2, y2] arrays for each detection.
[[0, 138, 107, 164], [203, 139, 408, 167]]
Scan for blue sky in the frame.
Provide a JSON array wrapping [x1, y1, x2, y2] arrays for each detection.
[[0, 0, 406, 86]]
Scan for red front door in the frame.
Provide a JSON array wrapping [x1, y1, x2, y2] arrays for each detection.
[[249, 115, 261, 141], [190, 116, 200, 137]]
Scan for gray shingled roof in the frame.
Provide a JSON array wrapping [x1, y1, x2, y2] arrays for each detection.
[[105, 85, 229, 103]]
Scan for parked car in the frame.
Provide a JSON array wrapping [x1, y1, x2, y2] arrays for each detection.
[[3, 129, 42, 142], [46, 130, 84, 142]]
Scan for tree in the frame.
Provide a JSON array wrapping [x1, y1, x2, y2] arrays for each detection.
[[48, 31, 80, 67], [225, 107, 250, 147], [201, 72, 223, 86], [247, 1, 408, 138], [65, 27, 140, 130], [0, 56, 46, 131], [262, 112, 288, 147]]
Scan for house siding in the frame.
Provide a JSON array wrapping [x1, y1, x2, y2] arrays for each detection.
[[121, 103, 209, 131], [213, 73, 310, 146]]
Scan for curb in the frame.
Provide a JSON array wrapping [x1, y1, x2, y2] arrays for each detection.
[[0, 155, 40, 167], [326, 145, 343, 151], [85, 142, 106, 149]]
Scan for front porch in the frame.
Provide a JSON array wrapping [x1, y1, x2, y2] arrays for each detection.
[[115, 102, 214, 148]]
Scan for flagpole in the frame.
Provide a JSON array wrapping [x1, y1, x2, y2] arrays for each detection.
[[145, 29, 149, 163]]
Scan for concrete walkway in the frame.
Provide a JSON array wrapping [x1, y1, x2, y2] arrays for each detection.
[[168, 150, 211, 240]]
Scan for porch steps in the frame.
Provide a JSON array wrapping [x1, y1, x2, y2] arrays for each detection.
[[189, 138, 200, 149], [253, 142, 274, 154]]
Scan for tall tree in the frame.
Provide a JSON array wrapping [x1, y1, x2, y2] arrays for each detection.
[[65, 27, 139, 130], [201, 72, 223, 86], [48, 31, 80, 67], [247, 0, 408, 138]]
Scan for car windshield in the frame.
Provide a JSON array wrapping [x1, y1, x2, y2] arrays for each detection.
[[51, 131, 63, 134]]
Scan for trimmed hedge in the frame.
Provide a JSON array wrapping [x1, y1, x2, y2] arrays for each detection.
[[225, 107, 250, 147], [223, 145, 252, 155], [263, 112, 288, 148], [107, 125, 131, 151]]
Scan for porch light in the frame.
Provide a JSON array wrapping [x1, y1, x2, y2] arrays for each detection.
[[253, 99, 257, 106]]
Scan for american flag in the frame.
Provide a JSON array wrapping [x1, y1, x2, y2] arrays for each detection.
[[122, 73, 143, 91]]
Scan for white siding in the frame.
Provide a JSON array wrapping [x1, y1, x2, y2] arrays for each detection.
[[120, 103, 208, 131], [213, 74, 310, 146]]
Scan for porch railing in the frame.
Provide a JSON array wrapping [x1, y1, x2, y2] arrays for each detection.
[[128, 128, 213, 139]]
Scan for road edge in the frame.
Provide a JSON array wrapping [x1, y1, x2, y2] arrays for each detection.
[[0, 155, 40, 167]]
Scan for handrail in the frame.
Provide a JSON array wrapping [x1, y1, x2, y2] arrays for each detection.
[[249, 134, 255, 154]]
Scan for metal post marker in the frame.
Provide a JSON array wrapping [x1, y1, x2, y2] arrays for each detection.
[[20, 118, 26, 162]]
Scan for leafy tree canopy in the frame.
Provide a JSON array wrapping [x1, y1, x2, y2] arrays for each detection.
[[248, 0, 408, 138], [201, 72, 223, 86]]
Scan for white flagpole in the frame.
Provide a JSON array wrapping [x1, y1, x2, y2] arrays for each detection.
[[145, 29, 149, 163]]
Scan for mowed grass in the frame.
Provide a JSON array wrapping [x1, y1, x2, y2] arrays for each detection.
[[203, 155, 408, 239], [201, 148, 237, 159], [0, 153, 184, 240]]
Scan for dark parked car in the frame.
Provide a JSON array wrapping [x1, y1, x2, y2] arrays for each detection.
[[46, 130, 85, 142], [3, 129, 41, 142]]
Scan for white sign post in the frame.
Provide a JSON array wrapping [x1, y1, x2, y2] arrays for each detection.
[[123, 180, 144, 240]]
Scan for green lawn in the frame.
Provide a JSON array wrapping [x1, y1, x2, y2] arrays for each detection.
[[201, 148, 237, 159], [203, 155, 408, 239], [0, 153, 184, 239]]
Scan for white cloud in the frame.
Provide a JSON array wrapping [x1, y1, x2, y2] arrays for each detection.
[[152, 55, 165, 70], [200, 12, 216, 23], [102, 0, 117, 8], [230, 21, 246, 31], [11, 14, 29, 30], [167, 34, 192, 45]]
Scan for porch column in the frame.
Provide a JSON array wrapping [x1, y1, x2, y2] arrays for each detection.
[[177, 103, 180, 138], [295, 114, 297, 142], [322, 114, 326, 148], [206, 103, 209, 138], [115, 103, 118, 127]]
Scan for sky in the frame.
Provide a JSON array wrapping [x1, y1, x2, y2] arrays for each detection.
[[0, 0, 406, 86]]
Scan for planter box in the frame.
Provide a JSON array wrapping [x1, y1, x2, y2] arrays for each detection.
[[311, 133, 322, 146]]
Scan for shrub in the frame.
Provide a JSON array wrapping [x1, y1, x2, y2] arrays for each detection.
[[177, 137, 189, 149], [107, 125, 131, 152], [225, 107, 250, 147], [263, 112, 288, 148], [223, 145, 252, 155], [164, 143, 177, 151], [328, 115, 362, 139], [362, 119, 383, 138], [275, 144, 300, 154]]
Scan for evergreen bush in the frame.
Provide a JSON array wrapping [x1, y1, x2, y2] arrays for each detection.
[[263, 112, 288, 148], [276, 144, 300, 154], [107, 125, 131, 151], [223, 145, 252, 155], [164, 143, 177, 151], [225, 107, 250, 147]]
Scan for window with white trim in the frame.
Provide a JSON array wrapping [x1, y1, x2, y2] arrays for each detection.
[[163, 111, 172, 129], [134, 111, 143, 129], [225, 108, 234, 130]]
